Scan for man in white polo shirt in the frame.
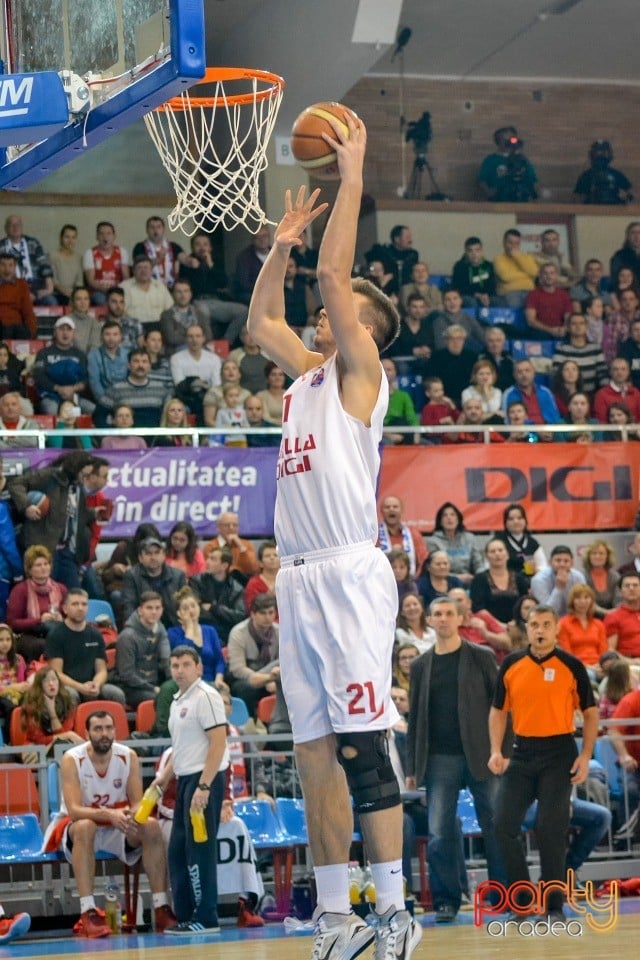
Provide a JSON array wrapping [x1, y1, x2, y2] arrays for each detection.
[[154, 645, 229, 935]]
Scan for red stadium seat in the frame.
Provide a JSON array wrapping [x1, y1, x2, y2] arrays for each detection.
[[73, 701, 129, 741]]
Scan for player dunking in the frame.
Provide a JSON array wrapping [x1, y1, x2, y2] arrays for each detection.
[[248, 113, 422, 960]]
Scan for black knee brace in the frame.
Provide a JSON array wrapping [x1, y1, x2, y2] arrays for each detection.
[[336, 730, 401, 814]]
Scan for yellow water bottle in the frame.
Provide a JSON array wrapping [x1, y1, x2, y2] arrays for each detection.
[[134, 784, 162, 824], [190, 809, 208, 843]]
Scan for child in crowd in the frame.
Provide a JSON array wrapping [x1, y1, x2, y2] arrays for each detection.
[[388, 549, 418, 604], [0, 623, 29, 732], [48, 400, 93, 450], [214, 384, 250, 446], [203, 359, 250, 426], [584, 295, 605, 346], [419, 376, 459, 443]]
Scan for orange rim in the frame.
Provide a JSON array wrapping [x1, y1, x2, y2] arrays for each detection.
[[156, 67, 285, 111]]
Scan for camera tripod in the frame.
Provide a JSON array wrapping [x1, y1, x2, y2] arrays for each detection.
[[405, 153, 449, 201]]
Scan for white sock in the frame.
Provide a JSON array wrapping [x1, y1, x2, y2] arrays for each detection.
[[314, 864, 350, 915], [80, 896, 96, 914], [370, 860, 404, 914], [152, 893, 169, 909]]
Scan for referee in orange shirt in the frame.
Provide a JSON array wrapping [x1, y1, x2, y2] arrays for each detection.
[[488, 604, 598, 920]]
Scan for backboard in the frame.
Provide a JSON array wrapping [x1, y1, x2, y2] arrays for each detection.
[[0, 0, 205, 190]]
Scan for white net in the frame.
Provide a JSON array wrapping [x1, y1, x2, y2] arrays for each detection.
[[144, 68, 284, 236]]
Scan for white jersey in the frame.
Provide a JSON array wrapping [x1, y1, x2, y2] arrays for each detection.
[[60, 741, 132, 816], [274, 353, 388, 556]]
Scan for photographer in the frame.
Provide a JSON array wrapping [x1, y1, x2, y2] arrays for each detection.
[[574, 141, 632, 205], [478, 126, 538, 203]]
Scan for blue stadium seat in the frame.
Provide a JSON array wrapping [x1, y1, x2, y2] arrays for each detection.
[[593, 738, 624, 800], [509, 339, 558, 362], [275, 797, 308, 846], [86, 599, 116, 623], [234, 800, 290, 849], [429, 274, 452, 290], [0, 814, 56, 863], [478, 306, 525, 328], [229, 696, 250, 728], [48, 763, 60, 818]]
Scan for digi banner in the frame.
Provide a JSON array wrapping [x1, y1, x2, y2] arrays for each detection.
[[1, 447, 279, 538], [378, 442, 639, 532]]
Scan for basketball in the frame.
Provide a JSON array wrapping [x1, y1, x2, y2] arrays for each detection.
[[27, 490, 50, 517], [290, 102, 353, 179]]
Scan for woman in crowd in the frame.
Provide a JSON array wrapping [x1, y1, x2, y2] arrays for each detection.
[[563, 392, 604, 443], [203, 360, 250, 426], [395, 593, 435, 653], [507, 594, 537, 651], [165, 521, 205, 579], [387, 549, 418, 605], [48, 400, 93, 450], [20, 666, 83, 750], [598, 659, 634, 720], [381, 357, 419, 445], [153, 397, 193, 447], [470, 538, 530, 625], [461, 359, 503, 421], [101, 404, 147, 450], [65, 286, 102, 354], [168, 586, 227, 689], [101, 522, 161, 625], [582, 540, 620, 617], [607, 401, 640, 440], [493, 503, 546, 577], [611, 267, 640, 311], [557, 584, 607, 677], [50, 224, 83, 305], [0, 624, 29, 731], [391, 642, 420, 696], [0, 342, 26, 399], [244, 540, 280, 613], [256, 362, 287, 427], [416, 550, 464, 607], [6, 546, 66, 661], [551, 359, 585, 419], [427, 501, 485, 586]]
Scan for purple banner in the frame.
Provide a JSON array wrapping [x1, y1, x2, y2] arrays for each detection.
[[2, 447, 279, 538]]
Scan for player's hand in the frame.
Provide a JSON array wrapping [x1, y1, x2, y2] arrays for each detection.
[[111, 808, 132, 833], [275, 187, 329, 250], [322, 110, 366, 181]]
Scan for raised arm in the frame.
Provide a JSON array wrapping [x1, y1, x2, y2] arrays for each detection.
[[316, 113, 380, 382], [248, 187, 327, 380]]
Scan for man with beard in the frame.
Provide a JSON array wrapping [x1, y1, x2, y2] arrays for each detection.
[[45, 710, 176, 937]]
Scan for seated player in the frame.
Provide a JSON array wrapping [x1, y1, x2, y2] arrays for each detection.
[[44, 709, 176, 937]]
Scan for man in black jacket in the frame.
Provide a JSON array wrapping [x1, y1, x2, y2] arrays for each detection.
[[9, 450, 98, 588], [406, 596, 505, 923], [121, 537, 186, 628], [190, 545, 246, 644]]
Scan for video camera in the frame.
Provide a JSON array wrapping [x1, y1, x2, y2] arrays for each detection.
[[405, 111, 432, 157]]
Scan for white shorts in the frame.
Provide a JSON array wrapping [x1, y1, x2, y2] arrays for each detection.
[[276, 541, 400, 744], [62, 822, 143, 867]]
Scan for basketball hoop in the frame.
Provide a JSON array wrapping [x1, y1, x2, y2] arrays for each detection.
[[144, 67, 285, 236]]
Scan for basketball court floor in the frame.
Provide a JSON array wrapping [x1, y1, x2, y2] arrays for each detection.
[[4, 902, 640, 960]]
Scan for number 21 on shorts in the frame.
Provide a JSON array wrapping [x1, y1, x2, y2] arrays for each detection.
[[347, 681, 379, 715]]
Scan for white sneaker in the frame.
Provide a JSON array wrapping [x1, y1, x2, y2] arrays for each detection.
[[311, 908, 375, 960], [368, 908, 422, 960]]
